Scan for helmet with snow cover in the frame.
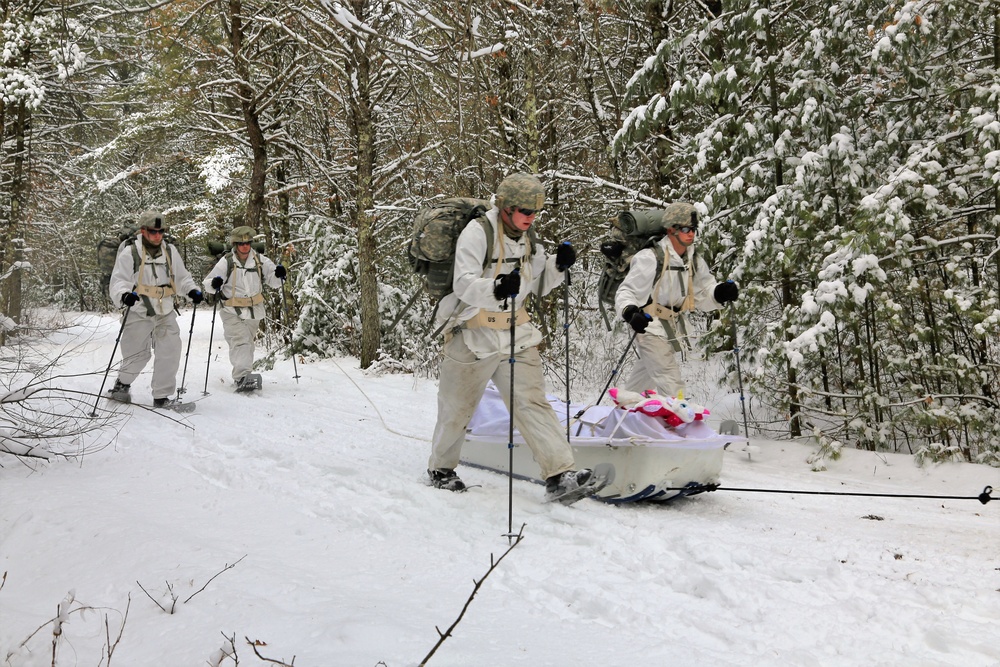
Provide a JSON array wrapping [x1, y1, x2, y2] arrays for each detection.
[[230, 226, 256, 244], [662, 203, 698, 230], [495, 173, 545, 212], [138, 209, 167, 231]]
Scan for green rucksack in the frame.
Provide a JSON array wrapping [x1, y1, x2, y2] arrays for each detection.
[[408, 197, 542, 300], [97, 226, 139, 287], [97, 225, 177, 288], [407, 197, 493, 299], [596, 209, 668, 328]]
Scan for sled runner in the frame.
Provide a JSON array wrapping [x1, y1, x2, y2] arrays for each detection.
[[460, 384, 741, 503]]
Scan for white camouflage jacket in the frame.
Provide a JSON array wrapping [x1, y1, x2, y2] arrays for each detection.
[[109, 237, 198, 317], [202, 250, 283, 320], [436, 203, 564, 359], [614, 236, 722, 339]]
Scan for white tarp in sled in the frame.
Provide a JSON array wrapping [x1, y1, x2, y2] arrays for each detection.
[[460, 384, 742, 503]]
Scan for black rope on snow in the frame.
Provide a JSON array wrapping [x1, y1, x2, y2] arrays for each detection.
[[675, 484, 994, 505]]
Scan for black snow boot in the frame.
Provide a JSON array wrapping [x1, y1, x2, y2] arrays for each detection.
[[428, 468, 467, 492], [108, 379, 131, 403], [152, 397, 169, 408], [545, 469, 593, 501]]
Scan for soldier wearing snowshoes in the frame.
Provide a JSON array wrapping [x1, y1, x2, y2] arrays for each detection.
[[202, 226, 286, 393], [108, 209, 203, 408], [615, 203, 739, 398], [427, 172, 594, 501]]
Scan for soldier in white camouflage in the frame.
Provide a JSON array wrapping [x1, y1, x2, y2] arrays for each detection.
[[202, 226, 286, 392], [615, 203, 739, 398], [427, 172, 594, 501], [108, 210, 203, 407]]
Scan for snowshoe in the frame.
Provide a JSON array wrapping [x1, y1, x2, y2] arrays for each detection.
[[544, 463, 614, 506], [107, 379, 131, 404], [235, 373, 263, 393], [428, 468, 467, 492], [151, 397, 196, 413]]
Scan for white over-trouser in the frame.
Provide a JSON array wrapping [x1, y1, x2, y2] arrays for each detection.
[[624, 331, 685, 398], [116, 310, 182, 400], [220, 309, 261, 382], [428, 331, 575, 480]]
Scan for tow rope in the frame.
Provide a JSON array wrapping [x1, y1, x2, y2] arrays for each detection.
[[678, 484, 994, 504]]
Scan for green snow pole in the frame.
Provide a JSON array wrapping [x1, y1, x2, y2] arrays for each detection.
[[203, 292, 220, 396], [729, 302, 750, 458], [505, 270, 520, 543], [563, 265, 571, 442], [91, 306, 131, 417], [178, 303, 197, 396], [280, 274, 300, 383]]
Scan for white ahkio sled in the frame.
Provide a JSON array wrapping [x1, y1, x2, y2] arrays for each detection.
[[460, 383, 743, 503]]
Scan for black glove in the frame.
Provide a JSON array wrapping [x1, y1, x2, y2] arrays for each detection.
[[555, 242, 576, 272], [121, 292, 139, 307], [275, 264, 287, 280], [211, 276, 224, 291], [493, 269, 521, 301], [622, 304, 651, 334], [188, 289, 204, 305], [714, 280, 739, 304]]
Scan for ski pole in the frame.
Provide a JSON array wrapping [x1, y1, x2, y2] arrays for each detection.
[[279, 273, 300, 382], [203, 291, 220, 395], [505, 270, 519, 542], [562, 264, 571, 442], [575, 329, 638, 436], [178, 302, 197, 396], [91, 306, 132, 417], [729, 302, 750, 450]]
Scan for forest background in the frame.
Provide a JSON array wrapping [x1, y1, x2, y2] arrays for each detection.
[[2, 0, 999, 466]]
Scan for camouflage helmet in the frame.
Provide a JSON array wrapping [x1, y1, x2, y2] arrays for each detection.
[[495, 173, 545, 211], [230, 226, 257, 244], [138, 209, 167, 231], [661, 203, 698, 230]]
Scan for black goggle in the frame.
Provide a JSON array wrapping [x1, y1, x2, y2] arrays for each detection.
[[514, 207, 537, 217], [673, 225, 698, 234], [235, 241, 251, 246]]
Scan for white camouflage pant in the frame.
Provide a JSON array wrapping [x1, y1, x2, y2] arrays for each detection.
[[220, 309, 261, 382], [428, 331, 575, 480], [624, 331, 685, 398], [116, 310, 182, 400]]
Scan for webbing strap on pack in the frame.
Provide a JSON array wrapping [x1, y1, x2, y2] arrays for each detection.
[[224, 293, 265, 308], [465, 307, 530, 330], [133, 242, 177, 316]]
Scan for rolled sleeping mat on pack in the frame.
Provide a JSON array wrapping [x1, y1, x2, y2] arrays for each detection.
[[207, 239, 266, 257], [618, 209, 667, 236]]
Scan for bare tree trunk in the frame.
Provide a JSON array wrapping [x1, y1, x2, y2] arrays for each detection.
[[226, 0, 268, 230], [1, 95, 28, 342], [761, 0, 800, 437], [349, 0, 380, 369]]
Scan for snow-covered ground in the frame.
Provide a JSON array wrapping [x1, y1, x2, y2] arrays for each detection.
[[1, 311, 997, 667]]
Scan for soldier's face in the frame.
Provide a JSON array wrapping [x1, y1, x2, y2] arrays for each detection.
[[508, 207, 537, 232], [141, 228, 164, 245], [667, 226, 696, 252]]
